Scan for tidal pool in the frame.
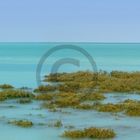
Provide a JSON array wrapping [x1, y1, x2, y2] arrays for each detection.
[[103, 92, 140, 104], [0, 93, 140, 140]]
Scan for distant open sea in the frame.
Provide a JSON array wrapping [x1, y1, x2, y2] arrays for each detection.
[[0, 42, 140, 88]]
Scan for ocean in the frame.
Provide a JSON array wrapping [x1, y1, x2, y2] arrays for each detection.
[[0, 42, 140, 88], [1, 42, 140, 140]]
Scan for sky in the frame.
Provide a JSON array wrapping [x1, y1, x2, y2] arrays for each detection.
[[0, 0, 140, 42]]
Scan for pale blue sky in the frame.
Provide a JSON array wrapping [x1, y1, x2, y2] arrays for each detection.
[[0, 0, 140, 42]]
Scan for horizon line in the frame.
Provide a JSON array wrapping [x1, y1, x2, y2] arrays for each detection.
[[0, 42, 140, 44]]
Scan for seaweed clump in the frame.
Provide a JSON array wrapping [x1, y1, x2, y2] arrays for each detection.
[[97, 103, 123, 113], [0, 84, 14, 89], [0, 89, 33, 101], [62, 127, 116, 139], [122, 99, 140, 116], [9, 120, 33, 128], [40, 92, 106, 109], [45, 71, 140, 93], [34, 85, 56, 93], [35, 93, 54, 101]]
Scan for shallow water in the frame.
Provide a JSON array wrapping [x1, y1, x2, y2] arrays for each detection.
[[103, 92, 140, 104], [1, 43, 140, 139], [1, 93, 140, 140]]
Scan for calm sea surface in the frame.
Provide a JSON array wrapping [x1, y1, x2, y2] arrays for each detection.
[[0, 43, 140, 140], [0, 42, 140, 88]]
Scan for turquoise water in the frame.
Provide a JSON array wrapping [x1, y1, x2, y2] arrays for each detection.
[[1, 43, 140, 140], [1, 94, 140, 140], [0, 42, 140, 88]]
